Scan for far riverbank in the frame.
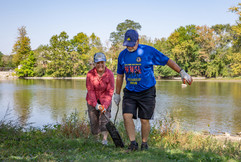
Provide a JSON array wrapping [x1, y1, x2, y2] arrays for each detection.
[[0, 71, 240, 82], [15, 76, 241, 82]]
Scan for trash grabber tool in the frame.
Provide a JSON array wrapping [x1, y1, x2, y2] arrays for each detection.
[[114, 104, 120, 125]]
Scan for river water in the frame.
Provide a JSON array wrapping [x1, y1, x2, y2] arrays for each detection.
[[0, 79, 240, 135]]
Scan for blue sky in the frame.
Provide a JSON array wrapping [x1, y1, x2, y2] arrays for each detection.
[[0, 0, 239, 55]]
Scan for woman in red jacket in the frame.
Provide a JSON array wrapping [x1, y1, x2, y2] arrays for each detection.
[[86, 52, 114, 145]]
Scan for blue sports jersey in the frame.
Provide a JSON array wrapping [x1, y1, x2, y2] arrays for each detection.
[[117, 44, 169, 92]]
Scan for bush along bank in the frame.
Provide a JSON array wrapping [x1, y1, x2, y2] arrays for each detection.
[[0, 112, 240, 161]]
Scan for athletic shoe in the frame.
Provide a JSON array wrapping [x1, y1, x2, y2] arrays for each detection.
[[127, 142, 138, 151], [102, 140, 108, 146], [141, 143, 148, 150]]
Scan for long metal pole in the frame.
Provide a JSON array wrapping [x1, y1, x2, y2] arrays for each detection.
[[114, 105, 119, 125]]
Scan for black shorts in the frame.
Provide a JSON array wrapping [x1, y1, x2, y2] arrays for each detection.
[[122, 86, 156, 119]]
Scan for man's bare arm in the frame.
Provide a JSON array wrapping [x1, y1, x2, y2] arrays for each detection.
[[166, 59, 182, 73]]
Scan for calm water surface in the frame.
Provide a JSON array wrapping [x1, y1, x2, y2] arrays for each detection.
[[0, 79, 240, 135]]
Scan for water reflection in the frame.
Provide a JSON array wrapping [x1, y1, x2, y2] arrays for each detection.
[[153, 81, 241, 135], [0, 79, 240, 135], [13, 88, 32, 125]]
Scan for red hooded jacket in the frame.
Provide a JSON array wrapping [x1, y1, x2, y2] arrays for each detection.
[[86, 67, 114, 109]]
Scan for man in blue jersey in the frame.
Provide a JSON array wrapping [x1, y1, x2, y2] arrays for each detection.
[[114, 29, 193, 151]]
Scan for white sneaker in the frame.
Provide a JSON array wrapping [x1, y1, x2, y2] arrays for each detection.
[[102, 140, 108, 146]]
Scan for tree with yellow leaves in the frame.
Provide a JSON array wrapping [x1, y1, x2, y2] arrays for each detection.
[[229, 3, 241, 76], [12, 26, 31, 66]]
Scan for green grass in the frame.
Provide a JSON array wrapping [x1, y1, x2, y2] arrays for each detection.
[[0, 112, 240, 161]]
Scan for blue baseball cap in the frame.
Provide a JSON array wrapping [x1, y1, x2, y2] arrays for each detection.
[[123, 29, 139, 47], [94, 52, 106, 63]]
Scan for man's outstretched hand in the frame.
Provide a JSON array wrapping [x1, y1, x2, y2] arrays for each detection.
[[180, 69, 193, 85]]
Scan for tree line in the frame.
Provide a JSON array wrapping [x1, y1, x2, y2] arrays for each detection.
[[1, 3, 240, 78]]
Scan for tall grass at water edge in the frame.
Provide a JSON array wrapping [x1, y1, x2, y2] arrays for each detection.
[[0, 111, 240, 161]]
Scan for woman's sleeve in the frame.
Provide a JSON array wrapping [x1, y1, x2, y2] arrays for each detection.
[[86, 73, 97, 107]]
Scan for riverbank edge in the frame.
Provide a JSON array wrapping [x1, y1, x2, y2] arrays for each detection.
[[0, 76, 241, 82], [1, 71, 241, 81], [18, 76, 241, 82], [22, 76, 207, 80]]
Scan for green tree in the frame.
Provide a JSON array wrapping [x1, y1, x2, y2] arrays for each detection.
[[69, 32, 91, 75], [211, 24, 233, 49], [167, 25, 199, 75], [84, 33, 104, 74], [70, 32, 90, 54], [154, 37, 170, 55], [45, 31, 100, 76], [229, 3, 241, 53], [1, 55, 14, 68], [205, 51, 230, 78], [228, 52, 241, 76], [110, 19, 141, 45], [46, 31, 72, 77], [205, 24, 233, 77], [139, 35, 154, 46], [15, 51, 36, 77], [70, 32, 103, 75], [194, 25, 217, 76], [228, 3, 241, 76], [12, 26, 31, 66], [46, 50, 72, 77], [195, 25, 216, 60], [90, 33, 102, 49], [50, 31, 70, 51], [0, 51, 3, 67], [34, 45, 51, 76], [105, 45, 120, 73]]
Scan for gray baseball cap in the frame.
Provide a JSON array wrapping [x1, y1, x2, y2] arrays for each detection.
[[94, 52, 106, 63]]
